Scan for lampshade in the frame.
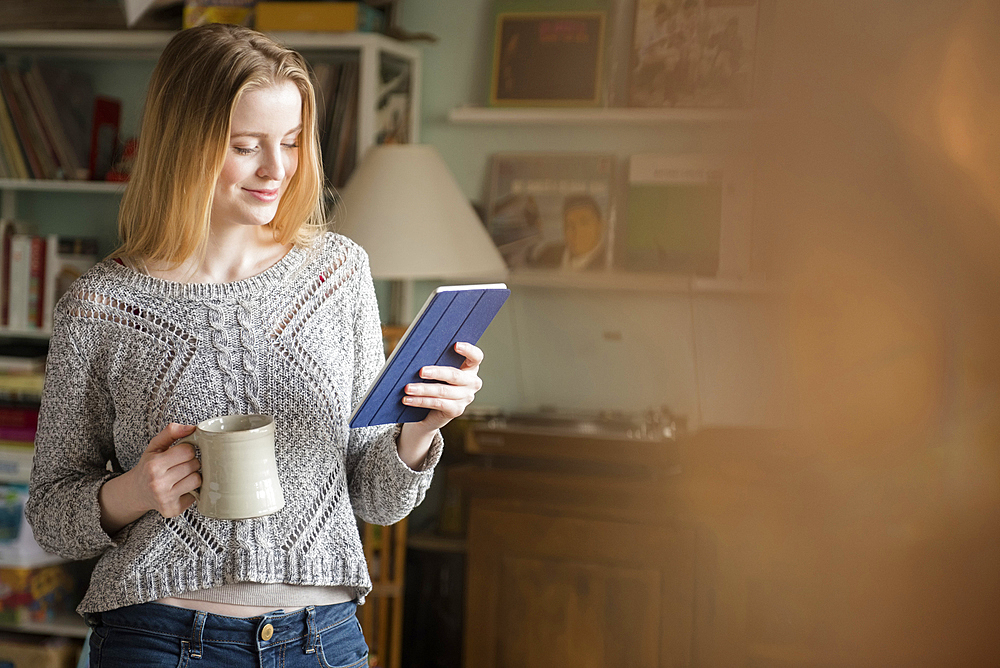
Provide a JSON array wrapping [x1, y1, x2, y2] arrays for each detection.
[[336, 144, 508, 281]]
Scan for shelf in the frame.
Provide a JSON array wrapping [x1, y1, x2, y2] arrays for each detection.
[[0, 179, 124, 194], [0, 612, 89, 639], [0, 327, 52, 339], [505, 269, 778, 294], [448, 105, 756, 125], [0, 29, 419, 60]]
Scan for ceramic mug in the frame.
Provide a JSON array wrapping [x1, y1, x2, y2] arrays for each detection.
[[186, 414, 285, 520]]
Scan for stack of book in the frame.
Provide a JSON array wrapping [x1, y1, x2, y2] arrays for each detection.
[[1, 222, 98, 334], [0, 60, 121, 182], [313, 59, 360, 188], [0, 341, 45, 490]]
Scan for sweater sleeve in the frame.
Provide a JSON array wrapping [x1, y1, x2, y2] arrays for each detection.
[[344, 250, 444, 526], [25, 309, 120, 560]]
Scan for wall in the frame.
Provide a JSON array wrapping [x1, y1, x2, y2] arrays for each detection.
[[396, 0, 791, 429]]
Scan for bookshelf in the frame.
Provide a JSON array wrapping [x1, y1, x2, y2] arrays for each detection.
[[0, 29, 422, 338]]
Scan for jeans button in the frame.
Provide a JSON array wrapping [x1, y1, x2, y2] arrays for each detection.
[[261, 623, 274, 641]]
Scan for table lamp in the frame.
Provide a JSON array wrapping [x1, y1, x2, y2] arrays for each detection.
[[336, 144, 508, 326]]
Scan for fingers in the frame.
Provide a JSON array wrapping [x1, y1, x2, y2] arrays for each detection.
[[417, 365, 484, 391], [145, 423, 196, 454], [455, 342, 484, 369]]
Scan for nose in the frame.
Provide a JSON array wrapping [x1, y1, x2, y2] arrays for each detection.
[[257, 145, 286, 182]]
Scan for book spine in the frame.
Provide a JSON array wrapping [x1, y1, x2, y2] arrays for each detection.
[[0, 69, 43, 179], [0, 406, 38, 429], [0, 426, 35, 442], [0, 373, 44, 396], [89, 96, 121, 181], [41, 233, 58, 333], [0, 89, 29, 180], [7, 235, 31, 331], [26, 236, 44, 329], [255, 2, 383, 32], [23, 66, 82, 180], [0, 443, 33, 485], [7, 69, 58, 179]]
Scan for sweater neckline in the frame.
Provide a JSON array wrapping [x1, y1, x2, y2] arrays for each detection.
[[102, 243, 311, 300]]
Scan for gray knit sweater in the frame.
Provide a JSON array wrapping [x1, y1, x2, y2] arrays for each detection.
[[25, 232, 442, 614]]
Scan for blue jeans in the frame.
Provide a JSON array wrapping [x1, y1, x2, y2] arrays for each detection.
[[84, 601, 368, 668]]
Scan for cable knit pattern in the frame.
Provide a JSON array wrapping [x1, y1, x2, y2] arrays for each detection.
[[25, 232, 443, 614]]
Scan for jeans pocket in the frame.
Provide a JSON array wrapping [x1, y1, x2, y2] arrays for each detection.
[[92, 627, 188, 668], [317, 616, 369, 668]]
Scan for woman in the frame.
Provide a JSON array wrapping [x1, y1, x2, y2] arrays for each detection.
[[26, 24, 483, 667]]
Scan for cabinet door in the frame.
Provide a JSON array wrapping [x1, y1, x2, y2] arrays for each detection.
[[464, 503, 698, 668]]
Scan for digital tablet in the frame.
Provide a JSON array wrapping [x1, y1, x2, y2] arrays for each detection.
[[349, 283, 511, 428]]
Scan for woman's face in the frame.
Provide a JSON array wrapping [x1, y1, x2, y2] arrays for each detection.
[[211, 80, 302, 232]]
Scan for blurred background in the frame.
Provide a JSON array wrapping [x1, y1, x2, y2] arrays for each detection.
[[0, 1, 997, 666]]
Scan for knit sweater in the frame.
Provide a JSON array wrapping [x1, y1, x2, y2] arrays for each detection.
[[25, 232, 443, 614]]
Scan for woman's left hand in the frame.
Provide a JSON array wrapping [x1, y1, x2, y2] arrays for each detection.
[[402, 342, 484, 431]]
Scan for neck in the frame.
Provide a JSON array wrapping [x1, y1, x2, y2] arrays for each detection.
[[145, 225, 291, 284]]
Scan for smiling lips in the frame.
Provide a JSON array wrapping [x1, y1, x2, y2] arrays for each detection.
[[245, 187, 280, 202]]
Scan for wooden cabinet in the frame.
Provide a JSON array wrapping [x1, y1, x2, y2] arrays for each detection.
[[465, 500, 702, 668], [451, 423, 714, 668]]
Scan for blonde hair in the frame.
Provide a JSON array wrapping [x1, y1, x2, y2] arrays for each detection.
[[116, 24, 325, 267]]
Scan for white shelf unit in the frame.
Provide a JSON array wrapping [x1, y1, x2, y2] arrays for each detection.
[[448, 105, 756, 125], [0, 29, 422, 195], [505, 268, 778, 294], [0, 29, 421, 337]]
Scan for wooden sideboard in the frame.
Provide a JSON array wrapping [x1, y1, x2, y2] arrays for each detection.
[[448, 420, 715, 668]]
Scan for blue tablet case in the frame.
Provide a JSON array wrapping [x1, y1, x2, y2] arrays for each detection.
[[349, 284, 510, 428]]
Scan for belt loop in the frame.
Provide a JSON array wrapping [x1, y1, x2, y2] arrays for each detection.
[[190, 610, 207, 659], [304, 606, 317, 654]]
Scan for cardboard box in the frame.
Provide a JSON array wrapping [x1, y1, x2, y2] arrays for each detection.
[[255, 2, 384, 33], [0, 633, 81, 668]]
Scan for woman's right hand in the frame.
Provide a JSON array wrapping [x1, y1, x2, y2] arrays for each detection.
[[98, 423, 202, 535]]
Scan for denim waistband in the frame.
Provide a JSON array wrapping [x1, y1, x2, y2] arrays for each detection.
[[86, 600, 358, 654]]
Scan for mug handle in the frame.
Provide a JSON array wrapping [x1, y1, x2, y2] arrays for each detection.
[[183, 430, 202, 504]]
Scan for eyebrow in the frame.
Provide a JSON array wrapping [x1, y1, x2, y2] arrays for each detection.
[[231, 125, 302, 139]]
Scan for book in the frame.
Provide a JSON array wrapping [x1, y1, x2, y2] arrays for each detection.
[[0, 220, 31, 327], [0, 69, 44, 179], [254, 2, 385, 33], [0, 374, 44, 398], [0, 90, 28, 180], [26, 236, 45, 329], [490, 1, 609, 107], [36, 63, 94, 177], [628, 0, 759, 108], [89, 96, 121, 181], [0, 446, 33, 485], [326, 60, 359, 187], [7, 235, 32, 330], [0, 405, 40, 428], [41, 235, 99, 332], [486, 152, 616, 271], [23, 64, 87, 180], [349, 284, 511, 428], [620, 153, 753, 277], [10, 70, 60, 180]]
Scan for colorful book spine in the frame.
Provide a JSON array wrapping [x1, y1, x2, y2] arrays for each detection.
[[0, 89, 29, 180], [0, 406, 38, 429], [6, 235, 31, 331], [26, 236, 45, 329], [0, 69, 43, 179]]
